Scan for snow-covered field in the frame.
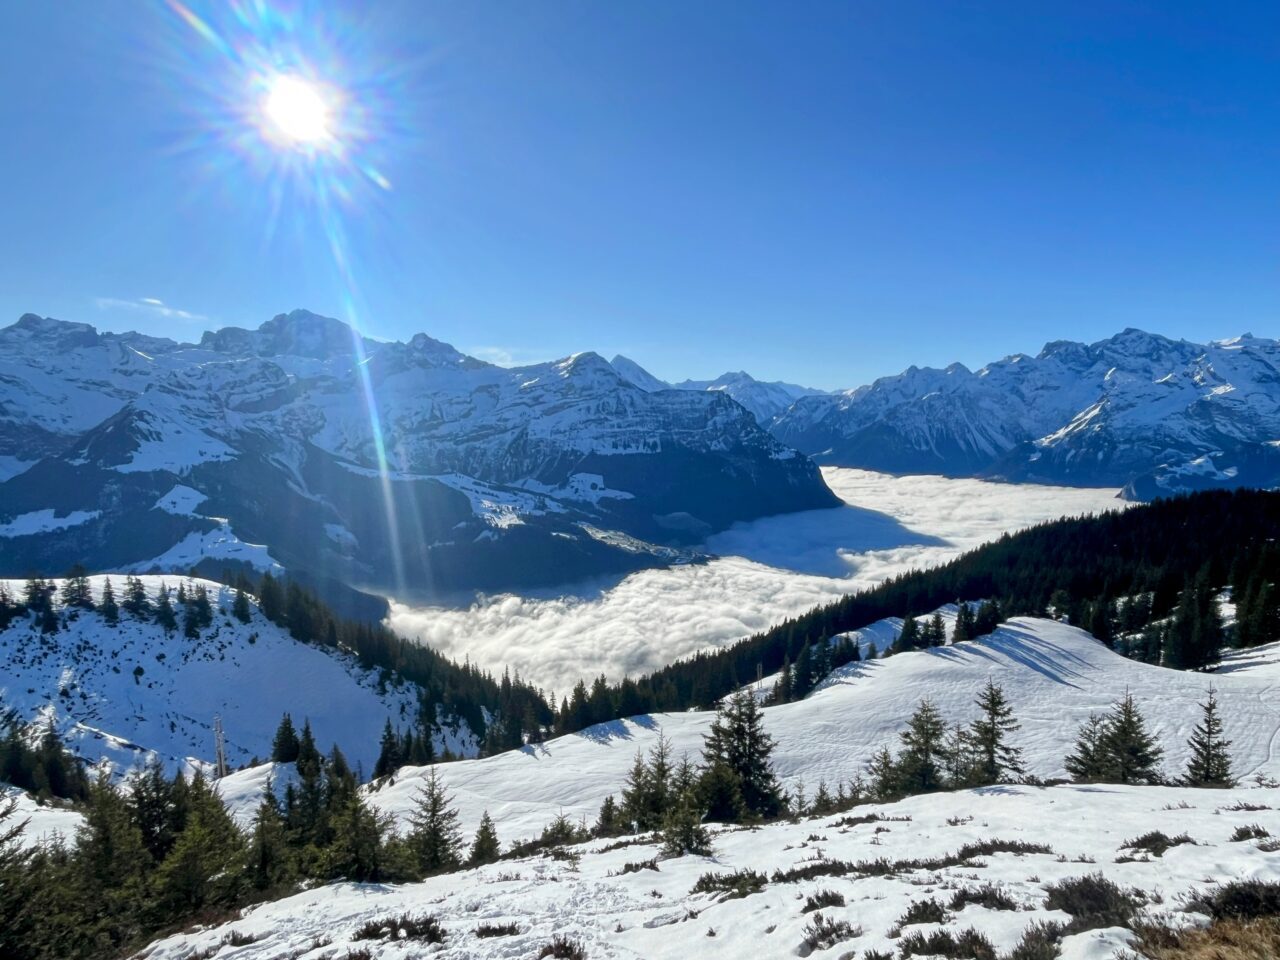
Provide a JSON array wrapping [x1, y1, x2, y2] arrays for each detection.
[[339, 620, 1279, 846], [140, 781, 1280, 960], [388, 469, 1127, 696]]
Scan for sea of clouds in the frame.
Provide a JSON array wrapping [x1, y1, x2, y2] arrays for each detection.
[[387, 469, 1127, 696]]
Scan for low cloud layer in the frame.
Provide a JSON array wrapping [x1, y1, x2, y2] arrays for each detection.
[[387, 469, 1127, 696]]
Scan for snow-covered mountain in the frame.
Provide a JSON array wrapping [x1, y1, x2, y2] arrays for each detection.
[[0, 311, 836, 599], [771, 329, 1280, 498], [0, 576, 476, 775], [609, 355, 827, 424]]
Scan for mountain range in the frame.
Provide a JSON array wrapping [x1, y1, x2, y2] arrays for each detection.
[[3, 312, 1278, 605], [617, 328, 1280, 499], [0, 311, 834, 605]]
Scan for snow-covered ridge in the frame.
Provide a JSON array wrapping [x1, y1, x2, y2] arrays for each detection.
[[0, 576, 474, 777], [770, 328, 1280, 497], [331, 617, 1280, 845]]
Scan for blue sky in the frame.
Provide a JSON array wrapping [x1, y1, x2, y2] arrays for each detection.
[[1, 1, 1276, 389]]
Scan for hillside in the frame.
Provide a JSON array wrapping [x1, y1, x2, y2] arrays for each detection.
[[306, 617, 1280, 843], [143, 783, 1280, 960], [0, 576, 476, 775]]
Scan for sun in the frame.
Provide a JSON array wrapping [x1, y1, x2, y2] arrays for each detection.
[[262, 74, 333, 147]]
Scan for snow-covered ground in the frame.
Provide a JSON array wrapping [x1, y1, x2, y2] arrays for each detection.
[[140, 781, 1280, 960], [0, 577, 474, 776], [213, 618, 1277, 848], [388, 468, 1127, 696]]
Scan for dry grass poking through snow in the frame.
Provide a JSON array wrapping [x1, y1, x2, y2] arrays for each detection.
[[1131, 917, 1280, 959]]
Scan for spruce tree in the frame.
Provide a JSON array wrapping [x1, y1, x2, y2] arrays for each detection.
[[953, 601, 975, 643], [967, 680, 1025, 786], [1064, 714, 1109, 782], [232, 585, 252, 624], [0, 795, 33, 946], [1183, 688, 1234, 787], [373, 719, 402, 779], [660, 789, 711, 857], [323, 792, 391, 882], [1101, 693, 1164, 785], [154, 586, 177, 634], [271, 714, 300, 764], [247, 785, 292, 890], [123, 575, 150, 617], [468, 811, 501, 865], [867, 746, 899, 801], [699, 690, 782, 820], [895, 699, 950, 794], [154, 770, 246, 914], [927, 613, 947, 646], [894, 616, 921, 653], [594, 795, 622, 837], [407, 768, 462, 875], [98, 577, 119, 625], [60, 566, 94, 610]]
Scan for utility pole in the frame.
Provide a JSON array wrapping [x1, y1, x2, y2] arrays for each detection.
[[214, 714, 228, 779]]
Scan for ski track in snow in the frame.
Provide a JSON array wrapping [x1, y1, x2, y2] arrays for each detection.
[[388, 469, 1127, 696]]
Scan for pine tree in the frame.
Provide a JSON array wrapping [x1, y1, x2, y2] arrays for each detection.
[[953, 601, 975, 643], [154, 586, 177, 634], [73, 770, 152, 950], [967, 680, 1025, 786], [323, 791, 392, 882], [1064, 714, 1109, 782], [1101, 693, 1164, 785], [258, 573, 284, 624], [373, 719, 402, 779], [927, 612, 947, 646], [407, 768, 462, 875], [468, 811, 501, 865], [594, 795, 622, 837], [232, 584, 252, 624], [0, 795, 34, 946], [155, 770, 247, 914], [1183, 688, 1234, 787], [271, 714, 300, 764], [123, 575, 150, 617], [60, 566, 94, 610], [660, 789, 711, 857], [247, 785, 292, 890], [894, 616, 921, 653], [700, 690, 782, 820], [867, 746, 899, 801], [98, 577, 119, 625], [895, 700, 950, 794]]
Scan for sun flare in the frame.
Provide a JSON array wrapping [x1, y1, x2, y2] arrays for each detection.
[[262, 74, 333, 146]]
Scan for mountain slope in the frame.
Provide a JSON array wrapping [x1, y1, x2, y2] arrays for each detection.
[[348, 617, 1280, 843], [0, 576, 477, 774], [0, 311, 837, 598], [771, 329, 1280, 497]]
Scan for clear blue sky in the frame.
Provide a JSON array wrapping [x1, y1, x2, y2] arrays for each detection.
[[1, 1, 1276, 389]]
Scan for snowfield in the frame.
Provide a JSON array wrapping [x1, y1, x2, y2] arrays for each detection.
[[0, 576, 475, 777], [388, 468, 1127, 696], [138, 782, 1280, 960], [346, 619, 1280, 847]]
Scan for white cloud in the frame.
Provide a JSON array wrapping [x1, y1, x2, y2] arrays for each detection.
[[387, 469, 1129, 697], [94, 296, 207, 322], [468, 346, 557, 367]]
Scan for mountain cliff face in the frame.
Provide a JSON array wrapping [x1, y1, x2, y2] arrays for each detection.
[[0, 311, 837, 601], [770, 329, 1280, 498]]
